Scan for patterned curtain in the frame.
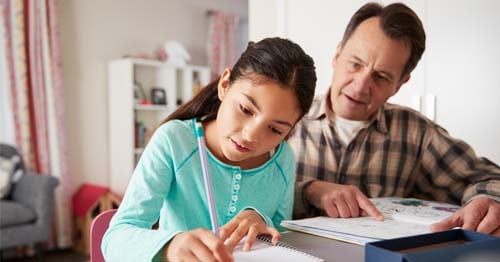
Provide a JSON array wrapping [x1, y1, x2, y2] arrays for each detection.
[[207, 10, 241, 80], [0, 0, 72, 249]]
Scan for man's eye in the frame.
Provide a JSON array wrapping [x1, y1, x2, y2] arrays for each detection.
[[350, 62, 361, 70], [270, 126, 283, 135], [239, 104, 252, 115], [374, 73, 388, 83]]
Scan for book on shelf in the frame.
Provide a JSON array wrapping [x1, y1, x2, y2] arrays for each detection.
[[233, 235, 324, 261], [281, 197, 460, 246], [135, 122, 148, 148]]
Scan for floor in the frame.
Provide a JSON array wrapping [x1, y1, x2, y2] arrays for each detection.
[[1, 249, 89, 262]]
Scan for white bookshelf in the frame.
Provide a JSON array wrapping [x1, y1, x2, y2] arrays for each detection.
[[108, 58, 210, 195]]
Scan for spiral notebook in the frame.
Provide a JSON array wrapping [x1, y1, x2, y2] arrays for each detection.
[[233, 235, 324, 261]]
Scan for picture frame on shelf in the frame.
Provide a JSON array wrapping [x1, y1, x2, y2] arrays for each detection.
[[151, 87, 167, 105]]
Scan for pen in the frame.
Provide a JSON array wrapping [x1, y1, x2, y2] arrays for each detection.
[[195, 121, 220, 236]]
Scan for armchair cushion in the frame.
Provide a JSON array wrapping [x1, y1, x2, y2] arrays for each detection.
[[0, 143, 59, 250], [0, 200, 36, 227], [0, 174, 59, 249], [0, 144, 25, 199]]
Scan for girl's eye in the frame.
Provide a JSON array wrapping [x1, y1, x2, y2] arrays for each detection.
[[270, 126, 283, 136], [239, 104, 252, 115]]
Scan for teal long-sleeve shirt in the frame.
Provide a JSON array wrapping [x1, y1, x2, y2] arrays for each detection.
[[102, 119, 296, 261]]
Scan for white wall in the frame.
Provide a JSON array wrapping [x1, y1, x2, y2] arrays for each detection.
[[249, 0, 500, 164], [58, 0, 248, 193]]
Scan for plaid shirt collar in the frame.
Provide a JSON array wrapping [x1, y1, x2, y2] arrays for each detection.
[[308, 90, 389, 134]]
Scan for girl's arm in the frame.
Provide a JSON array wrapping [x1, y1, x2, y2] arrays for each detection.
[[102, 122, 233, 261], [102, 125, 178, 261]]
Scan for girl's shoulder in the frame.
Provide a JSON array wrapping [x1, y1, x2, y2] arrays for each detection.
[[276, 141, 294, 162], [151, 119, 197, 149], [266, 141, 296, 181], [156, 119, 193, 134]]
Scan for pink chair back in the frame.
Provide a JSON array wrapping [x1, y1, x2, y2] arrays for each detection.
[[90, 209, 117, 262]]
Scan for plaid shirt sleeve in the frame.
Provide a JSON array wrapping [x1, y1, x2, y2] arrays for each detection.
[[418, 124, 500, 204], [288, 95, 500, 218]]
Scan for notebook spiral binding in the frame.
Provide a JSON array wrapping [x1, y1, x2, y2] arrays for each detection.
[[257, 235, 325, 261]]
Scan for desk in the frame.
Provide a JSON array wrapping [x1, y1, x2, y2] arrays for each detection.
[[280, 231, 364, 262]]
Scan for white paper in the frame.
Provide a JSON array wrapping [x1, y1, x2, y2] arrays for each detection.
[[281, 197, 460, 245], [233, 237, 324, 261]]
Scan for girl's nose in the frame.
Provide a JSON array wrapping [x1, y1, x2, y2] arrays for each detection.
[[242, 122, 262, 143]]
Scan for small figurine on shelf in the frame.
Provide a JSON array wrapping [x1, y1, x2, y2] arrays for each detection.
[[155, 45, 168, 61], [163, 40, 191, 67], [134, 81, 151, 105]]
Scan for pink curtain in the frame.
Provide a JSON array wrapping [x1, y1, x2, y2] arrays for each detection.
[[1, 0, 72, 249], [207, 10, 241, 80]]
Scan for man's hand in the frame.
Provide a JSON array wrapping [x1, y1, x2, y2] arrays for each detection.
[[430, 196, 500, 236], [305, 181, 383, 220]]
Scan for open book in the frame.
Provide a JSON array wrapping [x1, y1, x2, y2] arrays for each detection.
[[281, 197, 460, 245], [233, 235, 324, 261]]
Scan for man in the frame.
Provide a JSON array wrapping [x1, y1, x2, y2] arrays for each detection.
[[288, 2, 500, 236]]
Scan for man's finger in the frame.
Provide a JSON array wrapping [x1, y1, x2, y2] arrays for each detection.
[[357, 196, 384, 221], [491, 226, 500, 237], [344, 191, 360, 217], [462, 210, 484, 231], [476, 207, 500, 234], [430, 214, 461, 232], [335, 197, 352, 218], [324, 201, 340, 218]]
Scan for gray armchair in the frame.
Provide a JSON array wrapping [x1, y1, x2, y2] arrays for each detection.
[[0, 144, 59, 261]]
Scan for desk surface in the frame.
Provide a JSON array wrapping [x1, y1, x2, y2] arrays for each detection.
[[280, 231, 364, 262]]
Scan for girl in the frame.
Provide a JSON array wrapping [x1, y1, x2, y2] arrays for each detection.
[[102, 37, 316, 261]]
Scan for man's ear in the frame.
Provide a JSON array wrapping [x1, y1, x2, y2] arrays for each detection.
[[394, 74, 411, 95], [217, 68, 231, 101], [332, 43, 342, 68]]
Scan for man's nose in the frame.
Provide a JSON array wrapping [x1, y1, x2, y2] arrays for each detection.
[[352, 70, 372, 95]]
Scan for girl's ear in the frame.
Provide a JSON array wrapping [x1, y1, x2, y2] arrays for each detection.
[[217, 68, 231, 101]]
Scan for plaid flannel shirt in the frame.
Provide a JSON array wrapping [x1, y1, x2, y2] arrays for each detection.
[[288, 94, 500, 218]]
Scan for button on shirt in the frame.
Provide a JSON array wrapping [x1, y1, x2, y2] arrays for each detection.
[[287, 94, 500, 218]]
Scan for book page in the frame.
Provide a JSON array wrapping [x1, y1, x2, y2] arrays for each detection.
[[281, 197, 460, 245], [372, 197, 459, 225], [233, 237, 324, 261]]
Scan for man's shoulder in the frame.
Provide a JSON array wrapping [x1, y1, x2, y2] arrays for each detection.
[[383, 103, 436, 126], [298, 95, 326, 124]]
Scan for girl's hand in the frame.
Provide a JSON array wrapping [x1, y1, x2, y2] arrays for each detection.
[[219, 210, 281, 252], [166, 228, 233, 262]]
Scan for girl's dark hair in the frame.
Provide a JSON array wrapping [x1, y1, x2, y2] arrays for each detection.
[[341, 2, 426, 80], [160, 37, 316, 125]]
